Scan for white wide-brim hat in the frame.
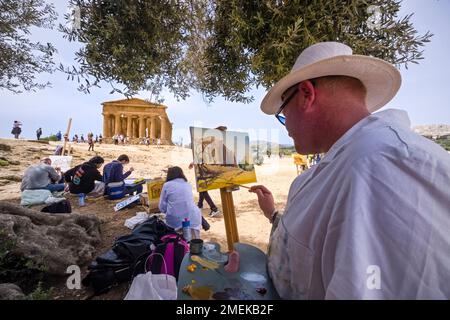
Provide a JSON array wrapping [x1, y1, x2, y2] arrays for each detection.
[[260, 42, 402, 114]]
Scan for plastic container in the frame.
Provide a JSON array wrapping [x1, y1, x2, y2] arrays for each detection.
[[78, 193, 86, 206], [190, 239, 203, 255], [182, 218, 191, 242]]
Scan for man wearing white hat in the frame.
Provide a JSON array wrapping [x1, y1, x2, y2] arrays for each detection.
[[250, 42, 450, 299]]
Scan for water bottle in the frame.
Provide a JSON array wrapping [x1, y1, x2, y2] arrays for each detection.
[[182, 218, 191, 242], [78, 193, 86, 206]]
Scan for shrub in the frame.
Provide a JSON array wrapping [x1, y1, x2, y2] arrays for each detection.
[[40, 135, 58, 142]]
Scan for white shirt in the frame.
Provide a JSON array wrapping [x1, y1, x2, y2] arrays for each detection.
[[159, 178, 202, 231], [268, 109, 450, 299]]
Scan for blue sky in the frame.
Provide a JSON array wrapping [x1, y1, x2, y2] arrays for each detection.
[[1, 0, 449, 145]]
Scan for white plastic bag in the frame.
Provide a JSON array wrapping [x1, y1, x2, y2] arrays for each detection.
[[124, 212, 149, 229], [20, 189, 52, 206], [124, 271, 177, 300]]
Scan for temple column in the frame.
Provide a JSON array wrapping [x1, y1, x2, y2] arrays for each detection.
[[114, 114, 121, 135], [150, 117, 157, 139], [109, 116, 114, 137], [146, 118, 151, 137], [168, 121, 173, 143], [134, 118, 139, 138], [139, 115, 146, 138], [127, 116, 132, 138], [103, 114, 109, 138], [160, 117, 167, 142]]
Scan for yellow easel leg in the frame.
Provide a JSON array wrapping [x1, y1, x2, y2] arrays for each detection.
[[220, 187, 239, 252]]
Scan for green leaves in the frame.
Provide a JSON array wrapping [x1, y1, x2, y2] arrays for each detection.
[[58, 0, 432, 103], [0, 0, 57, 93]]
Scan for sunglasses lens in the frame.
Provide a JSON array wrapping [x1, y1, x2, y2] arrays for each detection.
[[276, 115, 286, 125]]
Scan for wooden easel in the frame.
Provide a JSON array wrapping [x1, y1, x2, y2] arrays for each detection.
[[62, 118, 72, 156], [220, 186, 240, 252]]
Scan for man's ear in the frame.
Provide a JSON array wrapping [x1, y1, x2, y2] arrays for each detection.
[[297, 80, 316, 110]]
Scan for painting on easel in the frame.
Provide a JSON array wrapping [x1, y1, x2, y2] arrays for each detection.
[[190, 126, 257, 192]]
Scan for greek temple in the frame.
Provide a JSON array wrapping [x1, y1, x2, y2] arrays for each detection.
[[101, 98, 173, 144]]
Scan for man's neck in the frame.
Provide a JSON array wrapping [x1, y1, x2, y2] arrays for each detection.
[[320, 106, 370, 152]]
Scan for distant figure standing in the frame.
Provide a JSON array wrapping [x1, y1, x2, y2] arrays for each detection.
[[87, 133, 94, 151], [80, 134, 85, 143], [56, 131, 62, 141], [99, 134, 103, 144], [36, 128, 42, 140], [189, 162, 220, 217], [157, 138, 161, 148], [11, 121, 22, 139], [95, 135, 98, 143]]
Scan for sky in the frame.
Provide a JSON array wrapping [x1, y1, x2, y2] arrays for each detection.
[[1, 0, 449, 145]]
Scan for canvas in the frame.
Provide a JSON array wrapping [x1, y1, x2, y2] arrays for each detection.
[[190, 127, 257, 192]]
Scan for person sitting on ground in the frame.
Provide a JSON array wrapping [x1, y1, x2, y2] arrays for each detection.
[[103, 154, 143, 196], [54, 145, 63, 156], [64, 156, 105, 196], [20, 158, 65, 192], [159, 166, 202, 239]]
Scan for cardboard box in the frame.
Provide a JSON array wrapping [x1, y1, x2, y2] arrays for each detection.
[[146, 178, 164, 200], [139, 193, 159, 213]]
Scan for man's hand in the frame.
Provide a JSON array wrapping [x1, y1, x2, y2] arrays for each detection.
[[249, 185, 275, 220], [129, 167, 135, 172], [55, 166, 61, 172], [188, 162, 194, 169]]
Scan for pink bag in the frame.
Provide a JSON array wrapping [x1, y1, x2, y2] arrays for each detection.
[[145, 234, 189, 280]]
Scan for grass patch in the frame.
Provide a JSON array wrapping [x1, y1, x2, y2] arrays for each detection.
[[26, 282, 53, 300]]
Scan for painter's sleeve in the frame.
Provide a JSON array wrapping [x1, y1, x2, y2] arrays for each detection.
[[321, 153, 447, 299]]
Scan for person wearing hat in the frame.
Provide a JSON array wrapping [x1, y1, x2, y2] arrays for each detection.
[[249, 42, 450, 299]]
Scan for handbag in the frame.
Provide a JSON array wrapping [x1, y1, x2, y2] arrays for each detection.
[[124, 253, 177, 300]]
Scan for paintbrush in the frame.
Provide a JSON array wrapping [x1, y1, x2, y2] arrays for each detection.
[[223, 182, 250, 189]]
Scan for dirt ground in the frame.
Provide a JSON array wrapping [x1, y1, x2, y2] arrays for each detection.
[[0, 138, 297, 299]]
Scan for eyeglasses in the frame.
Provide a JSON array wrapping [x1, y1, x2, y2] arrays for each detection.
[[274, 80, 316, 126], [275, 85, 299, 126]]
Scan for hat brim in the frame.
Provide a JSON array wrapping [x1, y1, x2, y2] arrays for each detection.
[[260, 55, 402, 115]]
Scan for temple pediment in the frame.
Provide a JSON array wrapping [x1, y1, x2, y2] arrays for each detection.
[[102, 98, 167, 109]]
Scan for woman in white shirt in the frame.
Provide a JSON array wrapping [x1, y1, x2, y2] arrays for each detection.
[[159, 166, 202, 239]]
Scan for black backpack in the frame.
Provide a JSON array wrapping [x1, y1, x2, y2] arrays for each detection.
[[82, 216, 173, 295], [41, 199, 72, 214]]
